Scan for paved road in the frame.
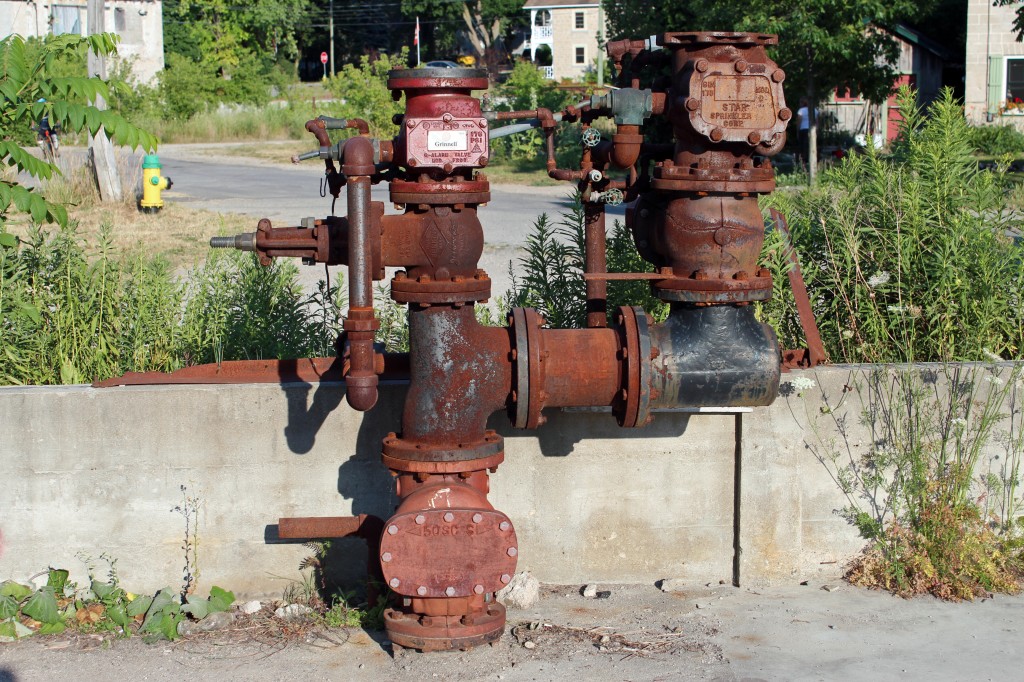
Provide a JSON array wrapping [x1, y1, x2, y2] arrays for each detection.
[[157, 144, 627, 298]]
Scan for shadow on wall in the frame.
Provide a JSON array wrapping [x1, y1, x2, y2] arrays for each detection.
[[266, 373, 695, 587]]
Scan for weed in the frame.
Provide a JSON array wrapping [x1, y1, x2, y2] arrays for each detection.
[[172, 485, 202, 599], [761, 88, 1024, 363], [806, 363, 1024, 599], [506, 192, 667, 328]]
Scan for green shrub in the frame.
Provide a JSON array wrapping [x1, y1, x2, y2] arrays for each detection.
[[506, 193, 668, 328], [968, 123, 1024, 156], [159, 53, 220, 121], [324, 50, 409, 139], [490, 62, 580, 165], [760, 88, 1024, 363]]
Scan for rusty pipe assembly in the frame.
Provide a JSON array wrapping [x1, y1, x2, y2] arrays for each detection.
[[209, 31, 789, 652]]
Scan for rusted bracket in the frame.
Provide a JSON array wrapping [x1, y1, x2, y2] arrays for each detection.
[[582, 272, 665, 281], [769, 208, 827, 370], [278, 514, 386, 604], [92, 355, 410, 388]]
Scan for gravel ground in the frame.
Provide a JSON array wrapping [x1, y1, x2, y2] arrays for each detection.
[[2, 580, 1022, 681]]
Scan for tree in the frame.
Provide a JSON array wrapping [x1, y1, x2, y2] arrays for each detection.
[[402, 0, 462, 58], [601, 0, 696, 41], [0, 34, 157, 229], [996, 0, 1024, 42], [163, 0, 313, 81], [402, 0, 525, 66]]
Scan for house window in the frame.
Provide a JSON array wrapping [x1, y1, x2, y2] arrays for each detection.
[[1007, 57, 1024, 108], [575, 46, 586, 65], [575, 11, 585, 29], [114, 8, 126, 32], [51, 6, 82, 35], [534, 10, 551, 27]]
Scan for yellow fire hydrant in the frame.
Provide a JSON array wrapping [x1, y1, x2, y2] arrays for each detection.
[[140, 153, 172, 213]]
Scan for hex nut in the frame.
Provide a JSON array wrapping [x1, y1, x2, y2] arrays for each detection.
[[499, 521, 511, 531], [415, 515, 426, 525], [507, 547, 518, 557], [388, 525, 399, 535], [417, 586, 428, 596], [390, 578, 401, 588], [443, 512, 455, 523], [445, 587, 456, 597], [472, 513, 483, 523], [382, 552, 393, 562]]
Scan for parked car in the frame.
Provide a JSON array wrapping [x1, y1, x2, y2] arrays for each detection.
[[424, 60, 460, 69]]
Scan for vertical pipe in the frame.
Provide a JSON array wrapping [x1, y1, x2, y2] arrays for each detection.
[[342, 170, 379, 411], [584, 201, 608, 327], [348, 177, 372, 309]]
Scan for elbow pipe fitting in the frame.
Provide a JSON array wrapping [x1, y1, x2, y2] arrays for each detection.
[[341, 135, 377, 176], [304, 118, 331, 148]]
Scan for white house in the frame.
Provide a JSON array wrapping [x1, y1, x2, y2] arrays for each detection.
[[965, 0, 1024, 126], [0, 0, 164, 83], [522, 0, 606, 81]]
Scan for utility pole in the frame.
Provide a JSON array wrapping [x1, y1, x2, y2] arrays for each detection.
[[329, 0, 335, 77], [86, 0, 122, 203]]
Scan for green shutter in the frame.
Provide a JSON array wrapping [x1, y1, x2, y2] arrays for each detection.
[[989, 56, 1004, 114]]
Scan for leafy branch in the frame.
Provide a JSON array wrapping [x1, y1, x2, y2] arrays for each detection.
[[0, 33, 158, 230]]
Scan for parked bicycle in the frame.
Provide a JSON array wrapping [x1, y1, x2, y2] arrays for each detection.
[[38, 128, 60, 163], [34, 98, 60, 164]]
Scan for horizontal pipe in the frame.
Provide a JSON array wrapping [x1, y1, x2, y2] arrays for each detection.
[[539, 327, 622, 408]]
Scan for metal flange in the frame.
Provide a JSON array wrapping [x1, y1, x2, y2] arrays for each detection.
[[510, 308, 547, 429], [617, 306, 653, 428], [383, 430, 503, 462]]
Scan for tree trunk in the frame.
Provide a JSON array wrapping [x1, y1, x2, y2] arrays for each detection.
[[462, 3, 487, 59], [87, 0, 123, 203]]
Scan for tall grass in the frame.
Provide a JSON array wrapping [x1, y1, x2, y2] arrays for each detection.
[[138, 104, 317, 144], [41, 153, 142, 208], [760, 88, 1024, 363], [0, 223, 348, 385]]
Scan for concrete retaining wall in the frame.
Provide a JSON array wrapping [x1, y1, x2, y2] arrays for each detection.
[[1, 365, 1015, 597]]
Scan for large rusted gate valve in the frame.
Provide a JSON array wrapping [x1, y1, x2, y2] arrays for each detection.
[[210, 32, 788, 652]]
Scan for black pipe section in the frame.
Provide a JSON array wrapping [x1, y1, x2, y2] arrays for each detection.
[[648, 305, 780, 408]]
